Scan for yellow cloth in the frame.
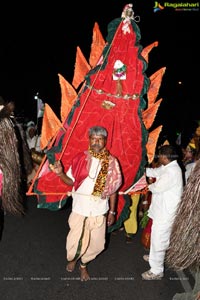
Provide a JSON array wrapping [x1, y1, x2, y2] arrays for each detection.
[[124, 194, 140, 234]]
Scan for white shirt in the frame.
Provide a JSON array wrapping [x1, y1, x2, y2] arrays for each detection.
[[146, 160, 183, 224], [66, 157, 109, 217], [27, 135, 41, 152], [185, 161, 196, 183]]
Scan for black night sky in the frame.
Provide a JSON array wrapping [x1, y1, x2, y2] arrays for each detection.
[[0, 1, 199, 142]]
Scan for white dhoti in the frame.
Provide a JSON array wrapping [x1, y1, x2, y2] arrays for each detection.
[[66, 212, 106, 265]]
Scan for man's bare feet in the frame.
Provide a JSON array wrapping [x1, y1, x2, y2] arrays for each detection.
[[79, 265, 90, 281], [66, 260, 77, 272]]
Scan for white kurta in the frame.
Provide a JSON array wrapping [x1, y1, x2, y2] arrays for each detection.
[[146, 160, 183, 274], [66, 156, 109, 217], [147, 160, 183, 224]]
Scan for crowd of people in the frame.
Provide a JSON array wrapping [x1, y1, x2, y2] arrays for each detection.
[[0, 95, 199, 297]]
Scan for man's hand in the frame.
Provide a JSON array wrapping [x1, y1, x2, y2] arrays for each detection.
[[107, 212, 116, 226], [49, 160, 63, 176]]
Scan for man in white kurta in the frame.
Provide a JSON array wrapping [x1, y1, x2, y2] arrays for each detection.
[[142, 145, 183, 280]]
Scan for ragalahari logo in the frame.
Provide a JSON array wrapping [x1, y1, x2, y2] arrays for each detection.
[[153, 2, 165, 12], [153, 1, 199, 12]]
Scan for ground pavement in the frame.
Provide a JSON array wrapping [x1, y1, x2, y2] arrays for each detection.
[[0, 196, 194, 300]]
